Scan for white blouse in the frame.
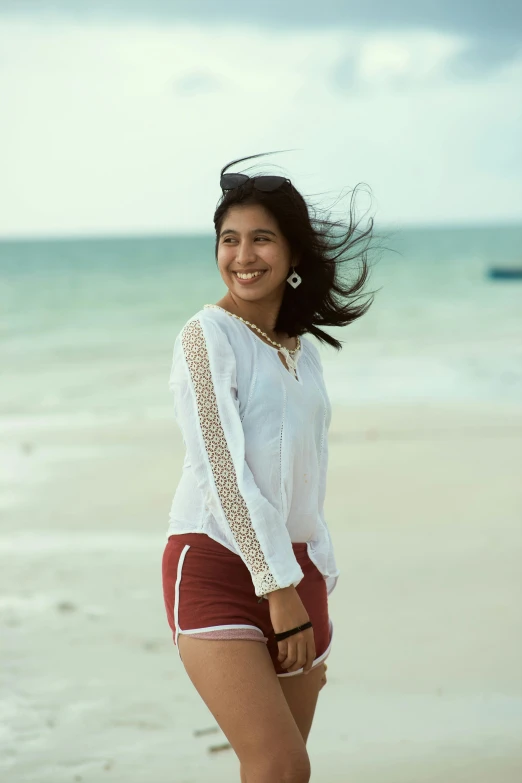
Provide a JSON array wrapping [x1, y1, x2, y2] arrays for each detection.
[[166, 304, 340, 598]]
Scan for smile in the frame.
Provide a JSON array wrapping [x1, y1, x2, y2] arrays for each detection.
[[233, 270, 267, 284]]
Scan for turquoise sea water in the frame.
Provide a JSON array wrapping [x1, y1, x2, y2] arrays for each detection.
[[1, 224, 521, 421]]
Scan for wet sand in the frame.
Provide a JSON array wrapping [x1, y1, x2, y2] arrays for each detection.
[[1, 402, 521, 782]]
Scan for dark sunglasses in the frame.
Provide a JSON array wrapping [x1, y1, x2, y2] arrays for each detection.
[[220, 173, 290, 192]]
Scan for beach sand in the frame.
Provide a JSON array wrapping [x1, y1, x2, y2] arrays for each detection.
[[1, 402, 521, 782]]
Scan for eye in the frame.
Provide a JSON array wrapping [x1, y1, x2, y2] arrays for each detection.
[[255, 236, 270, 242]]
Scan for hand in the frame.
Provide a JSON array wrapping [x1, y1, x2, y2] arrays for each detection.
[[267, 586, 316, 674]]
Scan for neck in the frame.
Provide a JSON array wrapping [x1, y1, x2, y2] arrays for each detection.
[[218, 294, 283, 341]]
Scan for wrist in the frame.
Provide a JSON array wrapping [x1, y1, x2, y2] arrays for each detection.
[[266, 585, 296, 602]]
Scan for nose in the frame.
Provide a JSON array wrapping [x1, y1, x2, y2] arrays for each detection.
[[234, 239, 256, 265]]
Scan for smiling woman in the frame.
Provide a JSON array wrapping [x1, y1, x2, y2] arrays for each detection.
[[211, 151, 378, 351], [161, 151, 377, 783]]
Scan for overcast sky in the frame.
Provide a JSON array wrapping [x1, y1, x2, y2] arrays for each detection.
[[1, 1, 521, 238]]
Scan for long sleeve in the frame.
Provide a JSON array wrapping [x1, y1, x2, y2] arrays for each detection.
[[305, 337, 340, 595], [317, 426, 339, 595], [169, 316, 304, 597]]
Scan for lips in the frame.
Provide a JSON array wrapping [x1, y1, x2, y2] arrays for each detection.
[[233, 270, 267, 284]]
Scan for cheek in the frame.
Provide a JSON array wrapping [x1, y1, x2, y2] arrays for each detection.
[[217, 247, 232, 269], [266, 247, 290, 274]]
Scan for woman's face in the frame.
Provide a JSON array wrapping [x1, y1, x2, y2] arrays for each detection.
[[216, 204, 295, 304]]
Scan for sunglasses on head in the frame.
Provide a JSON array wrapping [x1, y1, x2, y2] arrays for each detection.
[[220, 173, 290, 192]]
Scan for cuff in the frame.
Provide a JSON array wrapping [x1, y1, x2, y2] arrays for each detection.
[[252, 564, 305, 598]]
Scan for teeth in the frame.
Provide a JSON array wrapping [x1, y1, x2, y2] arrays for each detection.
[[236, 271, 264, 280]]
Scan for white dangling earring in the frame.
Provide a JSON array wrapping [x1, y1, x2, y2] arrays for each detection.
[[287, 265, 302, 289]]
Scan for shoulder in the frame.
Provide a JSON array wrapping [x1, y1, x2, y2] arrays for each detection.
[[177, 307, 236, 360], [182, 305, 235, 334], [179, 306, 229, 340], [301, 334, 321, 364]]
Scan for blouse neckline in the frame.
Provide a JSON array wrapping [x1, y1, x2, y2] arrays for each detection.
[[203, 304, 304, 383], [203, 304, 302, 356]]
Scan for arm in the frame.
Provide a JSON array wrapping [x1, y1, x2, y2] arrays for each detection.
[[308, 339, 339, 595], [169, 316, 304, 598]]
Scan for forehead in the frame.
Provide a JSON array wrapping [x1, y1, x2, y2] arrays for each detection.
[[221, 203, 277, 230]]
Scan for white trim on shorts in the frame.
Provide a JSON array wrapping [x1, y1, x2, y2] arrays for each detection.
[[174, 544, 265, 661], [174, 544, 190, 648], [181, 623, 266, 636]]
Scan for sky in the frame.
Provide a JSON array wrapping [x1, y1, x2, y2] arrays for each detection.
[[0, 1, 521, 238]]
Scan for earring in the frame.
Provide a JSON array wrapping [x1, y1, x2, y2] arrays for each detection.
[[287, 266, 302, 289]]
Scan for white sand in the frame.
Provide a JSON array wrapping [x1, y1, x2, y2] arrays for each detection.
[[1, 402, 521, 782]]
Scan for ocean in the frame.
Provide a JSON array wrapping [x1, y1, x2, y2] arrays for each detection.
[[1, 224, 521, 424]]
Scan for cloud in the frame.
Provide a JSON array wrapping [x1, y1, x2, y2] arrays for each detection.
[[1, 0, 522, 41], [0, 19, 520, 237], [331, 32, 465, 93], [5, 1, 522, 75], [331, 53, 358, 92], [172, 70, 221, 96], [445, 39, 522, 81]]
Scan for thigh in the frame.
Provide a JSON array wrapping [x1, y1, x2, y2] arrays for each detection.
[[278, 663, 326, 743], [178, 634, 309, 775]]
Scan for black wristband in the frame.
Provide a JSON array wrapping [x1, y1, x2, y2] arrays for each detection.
[[274, 621, 313, 642]]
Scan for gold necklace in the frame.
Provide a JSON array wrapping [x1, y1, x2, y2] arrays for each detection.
[[203, 304, 301, 360]]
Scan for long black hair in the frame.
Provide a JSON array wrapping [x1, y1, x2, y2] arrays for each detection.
[[213, 151, 381, 351]]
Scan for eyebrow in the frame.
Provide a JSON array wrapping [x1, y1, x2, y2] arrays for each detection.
[[219, 228, 277, 238]]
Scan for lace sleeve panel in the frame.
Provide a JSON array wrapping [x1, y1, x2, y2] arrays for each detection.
[[179, 317, 300, 597]]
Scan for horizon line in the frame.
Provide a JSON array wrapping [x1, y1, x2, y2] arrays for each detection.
[[1, 218, 522, 244]]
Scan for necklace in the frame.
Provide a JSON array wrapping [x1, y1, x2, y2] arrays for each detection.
[[203, 304, 301, 376]]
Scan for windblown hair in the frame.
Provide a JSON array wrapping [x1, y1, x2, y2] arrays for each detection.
[[213, 151, 381, 350]]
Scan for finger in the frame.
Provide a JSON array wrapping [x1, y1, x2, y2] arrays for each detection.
[[303, 636, 316, 674], [280, 639, 297, 670], [277, 639, 288, 664], [286, 638, 307, 673]]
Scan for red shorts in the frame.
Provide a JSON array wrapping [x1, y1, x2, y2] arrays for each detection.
[[162, 533, 333, 678]]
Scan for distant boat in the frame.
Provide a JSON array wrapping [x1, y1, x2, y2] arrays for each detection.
[[487, 267, 522, 280]]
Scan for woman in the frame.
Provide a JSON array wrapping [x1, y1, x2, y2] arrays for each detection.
[[162, 152, 376, 783]]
